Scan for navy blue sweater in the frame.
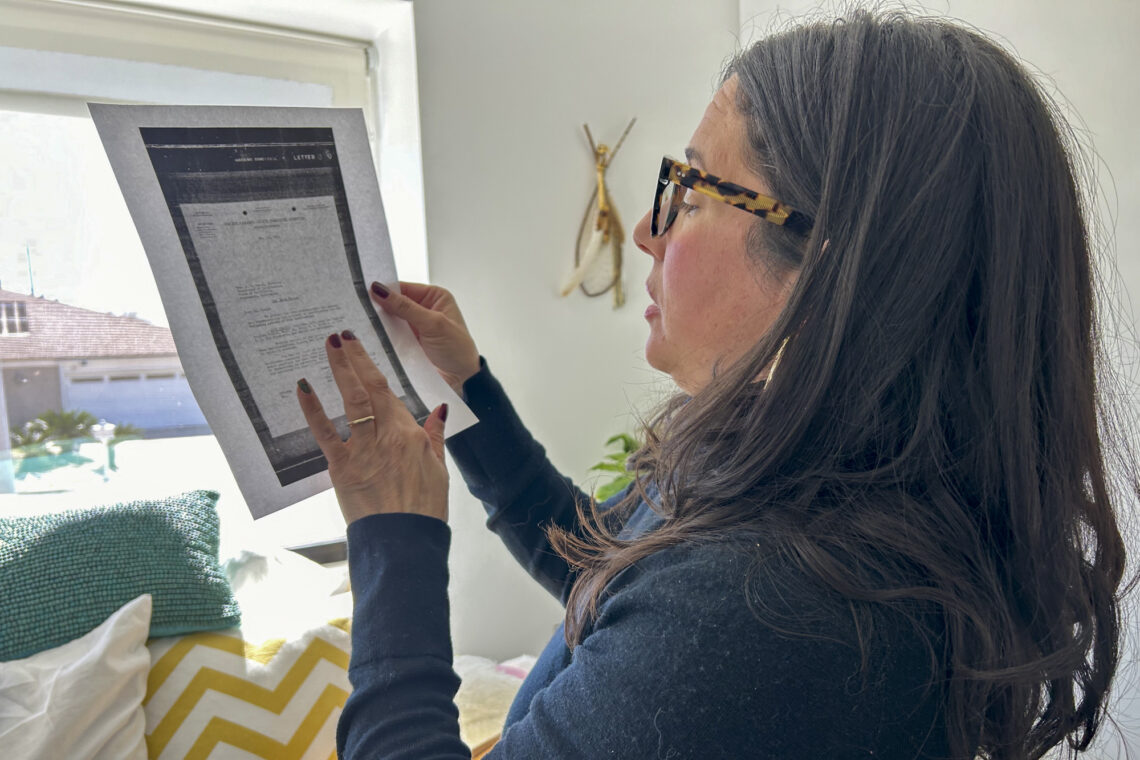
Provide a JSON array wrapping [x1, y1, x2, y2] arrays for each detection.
[[337, 362, 952, 758]]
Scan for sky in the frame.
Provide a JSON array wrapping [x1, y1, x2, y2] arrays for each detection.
[[0, 109, 169, 326]]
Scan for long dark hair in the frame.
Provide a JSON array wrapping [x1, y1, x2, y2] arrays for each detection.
[[550, 10, 1133, 760]]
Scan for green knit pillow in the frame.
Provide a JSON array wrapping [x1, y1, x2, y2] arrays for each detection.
[[0, 490, 240, 662]]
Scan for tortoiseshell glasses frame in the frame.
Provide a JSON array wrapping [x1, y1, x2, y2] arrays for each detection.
[[650, 156, 814, 238]]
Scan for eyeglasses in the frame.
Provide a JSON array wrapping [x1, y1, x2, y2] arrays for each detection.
[[651, 156, 813, 238]]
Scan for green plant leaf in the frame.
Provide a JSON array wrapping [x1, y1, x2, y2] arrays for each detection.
[[10, 417, 49, 447], [605, 433, 638, 452], [590, 432, 640, 500], [595, 476, 634, 501], [35, 409, 97, 443]]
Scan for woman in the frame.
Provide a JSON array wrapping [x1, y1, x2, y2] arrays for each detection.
[[296, 10, 1131, 759]]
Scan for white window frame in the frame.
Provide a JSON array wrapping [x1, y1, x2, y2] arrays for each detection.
[[0, 0, 428, 549], [0, 0, 428, 281]]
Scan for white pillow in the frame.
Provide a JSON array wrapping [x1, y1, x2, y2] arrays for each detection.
[[453, 654, 533, 751], [0, 594, 152, 760]]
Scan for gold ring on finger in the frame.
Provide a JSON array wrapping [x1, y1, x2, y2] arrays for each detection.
[[348, 415, 376, 426]]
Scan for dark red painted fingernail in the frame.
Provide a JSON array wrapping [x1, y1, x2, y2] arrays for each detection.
[[371, 281, 390, 298], [439, 403, 449, 423], [297, 378, 312, 394], [328, 333, 342, 348], [341, 329, 356, 341]]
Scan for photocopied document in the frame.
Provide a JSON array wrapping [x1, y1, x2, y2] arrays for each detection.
[[89, 105, 475, 518]]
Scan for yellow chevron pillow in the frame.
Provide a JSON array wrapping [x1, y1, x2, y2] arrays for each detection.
[[143, 618, 351, 760]]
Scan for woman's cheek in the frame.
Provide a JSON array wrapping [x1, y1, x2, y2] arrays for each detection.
[[663, 243, 717, 321]]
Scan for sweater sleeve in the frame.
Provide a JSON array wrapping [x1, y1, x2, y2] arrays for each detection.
[[336, 513, 468, 760], [337, 519, 947, 760], [445, 359, 604, 603]]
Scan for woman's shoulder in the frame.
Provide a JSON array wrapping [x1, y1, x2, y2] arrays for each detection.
[[602, 536, 861, 632], [589, 535, 949, 756], [598, 534, 939, 659], [667, 535, 935, 632]]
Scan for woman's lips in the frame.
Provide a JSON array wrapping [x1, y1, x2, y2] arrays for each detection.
[[645, 285, 660, 319]]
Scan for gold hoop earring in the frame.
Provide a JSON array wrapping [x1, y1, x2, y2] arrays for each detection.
[[767, 337, 790, 383]]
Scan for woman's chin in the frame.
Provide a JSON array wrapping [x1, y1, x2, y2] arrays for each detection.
[[643, 334, 664, 371], [644, 341, 679, 385]]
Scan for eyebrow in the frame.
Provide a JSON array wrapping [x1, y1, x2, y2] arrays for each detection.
[[684, 146, 703, 167]]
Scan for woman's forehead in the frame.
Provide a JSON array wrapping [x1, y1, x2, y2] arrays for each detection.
[[688, 76, 764, 189]]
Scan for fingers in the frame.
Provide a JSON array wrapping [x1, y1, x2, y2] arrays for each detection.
[[396, 282, 466, 326], [422, 403, 448, 463], [370, 280, 449, 334], [392, 280, 436, 301], [337, 329, 406, 419], [321, 329, 436, 449], [325, 332, 376, 425], [296, 378, 347, 464]]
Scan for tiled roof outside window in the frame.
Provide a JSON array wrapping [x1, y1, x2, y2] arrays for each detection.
[[0, 289, 176, 361]]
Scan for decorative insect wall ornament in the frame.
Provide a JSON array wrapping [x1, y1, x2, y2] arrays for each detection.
[[560, 118, 636, 308]]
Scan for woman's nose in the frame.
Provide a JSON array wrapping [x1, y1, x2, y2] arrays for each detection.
[[632, 209, 664, 261]]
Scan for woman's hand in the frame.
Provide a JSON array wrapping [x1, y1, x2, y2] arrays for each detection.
[[296, 330, 449, 525], [370, 281, 480, 394]]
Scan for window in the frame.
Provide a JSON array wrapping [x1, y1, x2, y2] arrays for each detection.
[[0, 303, 29, 335], [0, 0, 424, 551]]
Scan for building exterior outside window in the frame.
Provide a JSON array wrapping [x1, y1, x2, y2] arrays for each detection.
[[0, 288, 206, 435]]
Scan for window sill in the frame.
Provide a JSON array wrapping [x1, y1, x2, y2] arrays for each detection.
[[286, 537, 347, 566]]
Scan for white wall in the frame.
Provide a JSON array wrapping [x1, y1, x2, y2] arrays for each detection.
[[413, 0, 741, 659]]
